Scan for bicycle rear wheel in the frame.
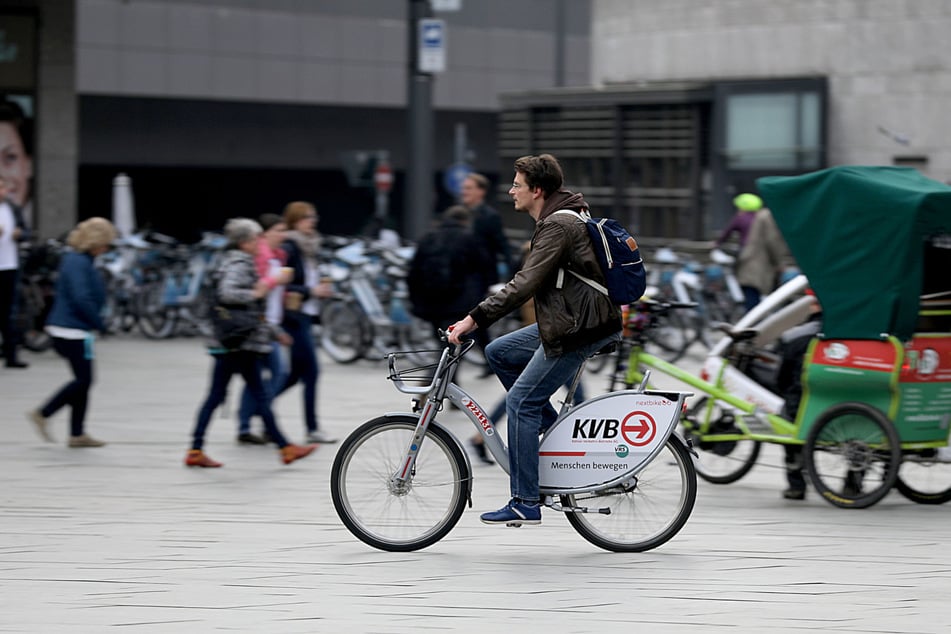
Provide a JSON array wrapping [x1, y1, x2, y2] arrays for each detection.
[[804, 402, 901, 509], [331, 415, 471, 552], [561, 435, 697, 552]]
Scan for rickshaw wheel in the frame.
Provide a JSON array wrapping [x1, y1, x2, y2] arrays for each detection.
[[681, 397, 761, 484], [804, 402, 901, 509], [895, 450, 951, 505]]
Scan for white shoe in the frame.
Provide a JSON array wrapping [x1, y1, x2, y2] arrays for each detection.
[[305, 430, 338, 444]]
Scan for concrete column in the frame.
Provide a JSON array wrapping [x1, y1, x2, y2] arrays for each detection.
[[35, 0, 77, 238]]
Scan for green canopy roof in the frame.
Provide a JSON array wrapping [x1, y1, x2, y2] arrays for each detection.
[[757, 166, 951, 340]]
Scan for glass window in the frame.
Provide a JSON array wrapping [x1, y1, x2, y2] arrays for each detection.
[[725, 91, 821, 170]]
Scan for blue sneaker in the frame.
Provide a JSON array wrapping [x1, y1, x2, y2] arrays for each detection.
[[480, 499, 542, 526]]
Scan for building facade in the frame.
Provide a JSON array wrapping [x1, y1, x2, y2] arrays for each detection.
[[3, 0, 590, 239], [501, 0, 950, 239]]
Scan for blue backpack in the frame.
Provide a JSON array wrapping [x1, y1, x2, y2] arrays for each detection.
[[554, 209, 647, 305]]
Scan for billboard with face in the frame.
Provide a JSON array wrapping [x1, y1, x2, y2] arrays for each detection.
[[0, 13, 36, 228]]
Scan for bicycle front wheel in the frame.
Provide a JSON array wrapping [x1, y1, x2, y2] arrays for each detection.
[[320, 300, 370, 363], [331, 415, 471, 552], [562, 435, 697, 552], [895, 451, 951, 505]]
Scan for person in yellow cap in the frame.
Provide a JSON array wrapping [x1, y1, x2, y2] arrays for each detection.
[[714, 193, 763, 251]]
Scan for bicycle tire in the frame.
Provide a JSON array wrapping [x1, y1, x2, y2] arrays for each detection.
[[895, 453, 951, 505], [135, 281, 177, 339], [320, 300, 370, 363], [22, 328, 52, 352], [138, 307, 177, 339], [804, 402, 901, 509], [681, 397, 761, 484], [331, 415, 471, 552], [561, 435, 697, 552]]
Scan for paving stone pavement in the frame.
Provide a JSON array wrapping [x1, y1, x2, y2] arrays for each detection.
[[1, 335, 949, 633]]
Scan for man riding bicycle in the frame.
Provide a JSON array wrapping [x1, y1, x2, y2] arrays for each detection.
[[448, 153, 621, 526]]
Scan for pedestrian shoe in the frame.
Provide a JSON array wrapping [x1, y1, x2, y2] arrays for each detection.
[[782, 487, 806, 500], [281, 443, 318, 465], [184, 449, 223, 468], [305, 430, 338, 444], [27, 410, 55, 443], [5, 360, 28, 369], [237, 432, 267, 445], [469, 438, 495, 465], [480, 499, 542, 526], [69, 434, 106, 448]]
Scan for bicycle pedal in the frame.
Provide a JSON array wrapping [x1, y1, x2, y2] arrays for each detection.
[[505, 521, 524, 528]]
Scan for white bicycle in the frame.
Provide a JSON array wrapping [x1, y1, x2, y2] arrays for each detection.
[[330, 335, 697, 552]]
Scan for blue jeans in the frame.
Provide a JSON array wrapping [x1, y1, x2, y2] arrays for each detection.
[[237, 341, 286, 435], [485, 324, 619, 503], [191, 351, 289, 450], [278, 313, 320, 432], [41, 337, 94, 436], [488, 376, 587, 424]]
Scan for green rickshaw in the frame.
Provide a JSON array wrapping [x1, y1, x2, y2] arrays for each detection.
[[685, 166, 951, 508]]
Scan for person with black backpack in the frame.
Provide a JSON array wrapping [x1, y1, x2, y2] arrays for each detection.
[[407, 205, 496, 336], [447, 154, 623, 526]]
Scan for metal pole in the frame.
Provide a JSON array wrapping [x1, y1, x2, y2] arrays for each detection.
[[554, 0, 566, 87], [406, 0, 433, 241]]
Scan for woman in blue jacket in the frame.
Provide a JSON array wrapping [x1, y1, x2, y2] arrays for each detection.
[[27, 217, 116, 447]]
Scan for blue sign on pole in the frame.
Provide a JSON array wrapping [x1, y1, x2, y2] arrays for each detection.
[[418, 18, 446, 73], [443, 162, 471, 198]]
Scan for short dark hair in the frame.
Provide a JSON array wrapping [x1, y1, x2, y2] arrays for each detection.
[[258, 213, 284, 231], [0, 100, 32, 155], [513, 154, 563, 197], [465, 172, 489, 191], [443, 204, 470, 224]]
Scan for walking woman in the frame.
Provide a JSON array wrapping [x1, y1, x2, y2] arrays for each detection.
[[185, 218, 316, 468], [235, 213, 293, 444], [277, 202, 336, 444], [27, 217, 116, 447]]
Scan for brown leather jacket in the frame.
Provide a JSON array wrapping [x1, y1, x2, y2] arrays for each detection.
[[469, 190, 621, 356]]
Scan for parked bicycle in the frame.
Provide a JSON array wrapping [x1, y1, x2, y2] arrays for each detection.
[[135, 232, 227, 339], [330, 333, 697, 552], [319, 238, 435, 364], [14, 239, 63, 352]]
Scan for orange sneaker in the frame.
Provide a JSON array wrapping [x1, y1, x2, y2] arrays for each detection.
[[185, 449, 223, 468], [280, 443, 317, 465]]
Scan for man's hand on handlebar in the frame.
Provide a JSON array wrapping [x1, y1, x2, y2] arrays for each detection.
[[447, 315, 477, 345]]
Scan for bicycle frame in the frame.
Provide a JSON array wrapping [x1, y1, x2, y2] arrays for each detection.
[[388, 342, 691, 496], [623, 344, 799, 445]]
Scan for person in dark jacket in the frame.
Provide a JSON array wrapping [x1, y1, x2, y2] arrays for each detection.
[[408, 205, 495, 333], [777, 294, 822, 499], [185, 218, 317, 468], [461, 173, 514, 282], [275, 201, 336, 444], [448, 153, 622, 526], [27, 217, 116, 447]]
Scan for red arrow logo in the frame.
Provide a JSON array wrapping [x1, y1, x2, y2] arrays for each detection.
[[621, 411, 656, 446]]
